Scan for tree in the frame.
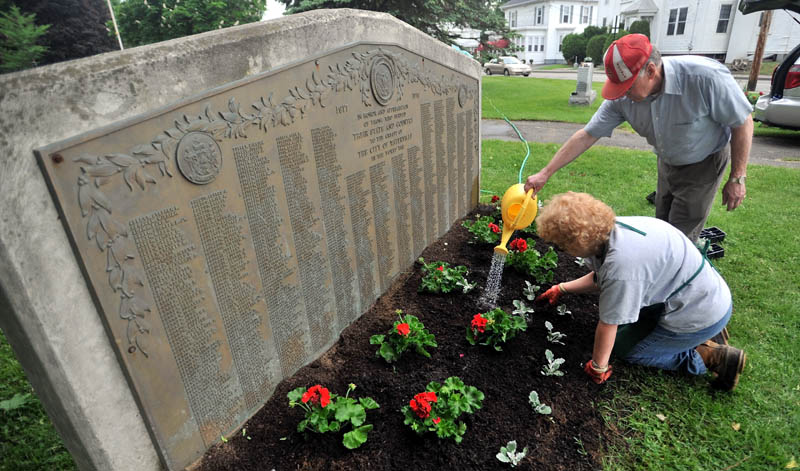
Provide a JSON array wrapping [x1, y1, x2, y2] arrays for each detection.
[[629, 20, 650, 38], [585, 34, 607, 64], [603, 29, 629, 53], [581, 25, 606, 40], [561, 33, 586, 64], [278, 0, 512, 47], [114, 0, 267, 48], [0, 5, 49, 72]]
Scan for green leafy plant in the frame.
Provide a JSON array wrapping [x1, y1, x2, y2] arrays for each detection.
[[512, 299, 534, 318], [505, 243, 558, 283], [528, 391, 552, 415], [0, 6, 50, 73], [541, 349, 565, 376], [545, 321, 566, 345], [574, 257, 587, 267], [556, 304, 572, 317], [456, 278, 477, 293], [497, 440, 528, 467], [418, 258, 471, 294], [288, 383, 379, 449], [522, 281, 540, 301], [462, 215, 501, 244], [402, 376, 484, 443], [369, 310, 437, 363], [467, 308, 527, 351], [0, 393, 31, 412]]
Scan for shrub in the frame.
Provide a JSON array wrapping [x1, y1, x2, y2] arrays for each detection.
[[0, 6, 50, 73], [603, 30, 630, 53], [586, 34, 608, 65], [561, 33, 587, 64], [629, 20, 650, 38]]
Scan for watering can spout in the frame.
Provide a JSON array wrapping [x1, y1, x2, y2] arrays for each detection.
[[493, 184, 538, 255]]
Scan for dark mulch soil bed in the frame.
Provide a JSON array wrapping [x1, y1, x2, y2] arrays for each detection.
[[199, 205, 621, 471]]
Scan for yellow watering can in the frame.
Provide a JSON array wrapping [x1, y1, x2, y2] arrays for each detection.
[[494, 184, 538, 255]]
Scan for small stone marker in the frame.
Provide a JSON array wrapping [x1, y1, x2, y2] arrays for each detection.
[[569, 59, 597, 106]]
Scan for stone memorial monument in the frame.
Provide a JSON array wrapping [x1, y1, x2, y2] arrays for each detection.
[[569, 59, 597, 106], [0, 9, 481, 471]]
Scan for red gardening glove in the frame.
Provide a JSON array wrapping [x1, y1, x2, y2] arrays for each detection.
[[536, 284, 563, 305], [584, 360, 613, 384]]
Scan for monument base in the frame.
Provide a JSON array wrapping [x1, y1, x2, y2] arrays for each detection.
[[569, 90, 597, 106]]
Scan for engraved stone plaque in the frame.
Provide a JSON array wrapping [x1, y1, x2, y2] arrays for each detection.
[[35, 43, 479, 470]]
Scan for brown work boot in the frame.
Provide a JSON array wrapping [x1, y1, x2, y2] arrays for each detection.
[[709, 326, 730, 345], [695, 340, 746, 391]]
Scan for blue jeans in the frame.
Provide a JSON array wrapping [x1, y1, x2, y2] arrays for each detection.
[[623, 305, 733, 375]]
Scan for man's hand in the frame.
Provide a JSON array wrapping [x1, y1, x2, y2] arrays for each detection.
[[536, 284, 564, 305], [721, 179, 746, 211], [584, 360, 612, 384], [524, 171, 548, 195]]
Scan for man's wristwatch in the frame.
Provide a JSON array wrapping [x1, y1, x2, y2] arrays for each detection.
[[729, 175, 746, 184]]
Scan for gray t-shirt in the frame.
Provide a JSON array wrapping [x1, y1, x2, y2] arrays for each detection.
[[587, 216, 731, 333], [585, 56, 753, 166]]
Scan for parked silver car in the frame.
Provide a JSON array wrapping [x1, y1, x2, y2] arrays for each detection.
[[741, 0, 800, 129], [484, 56, 531, 76]]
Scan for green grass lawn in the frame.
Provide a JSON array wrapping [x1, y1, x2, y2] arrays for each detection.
[[481, 139, 800, 470], [537, 64, 573, 70], [483, 76, 800, 138]]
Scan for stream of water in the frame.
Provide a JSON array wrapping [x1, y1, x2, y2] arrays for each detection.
[[478, 251, 507, 310]]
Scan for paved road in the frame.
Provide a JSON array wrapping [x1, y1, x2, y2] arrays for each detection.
[[482, 119, 800, 168]]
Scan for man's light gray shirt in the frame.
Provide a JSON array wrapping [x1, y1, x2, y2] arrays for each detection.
[[587, 217, 731, 333], [585, 56, 753, 166]]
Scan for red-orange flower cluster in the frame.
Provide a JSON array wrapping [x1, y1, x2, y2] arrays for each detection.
[[301, 385, 330, 408], [491, 195, 500, 203], [396, 323, 411, 336], [409, 391, 437, 419], [471, 314, 488, 333], [508, 238, 527, 252], [437, 265, 444, 271], [488, 223, 500, 233]]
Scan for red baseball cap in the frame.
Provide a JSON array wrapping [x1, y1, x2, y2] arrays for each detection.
[[602, 34, 653, 100]]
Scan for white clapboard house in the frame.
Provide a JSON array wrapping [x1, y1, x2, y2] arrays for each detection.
[[500, 0, 601, 64], [597, 0, 800, 62]]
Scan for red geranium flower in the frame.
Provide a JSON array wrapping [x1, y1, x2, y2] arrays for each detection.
[[471, 314, 488, 333], [433, 417, 441, 425], [301, 385, 330, 408], [488, 223, 500, 233], [509, 238, 527, 252], [437, 265, 444, 271], [491, 195, 500, 203], [396, 323, 411, 336], [409, 391, 438, 419]]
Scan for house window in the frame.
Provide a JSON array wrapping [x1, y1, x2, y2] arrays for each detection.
[[558, 33, 567, 51], [560, 5, 573, 23], [507, 10, 518, 27], [535, 6, 544, 25], [602, 17, 607, 27], [580, 6, 593, 24], [667, 7, 688, 35], [717, 4, 732, 33]]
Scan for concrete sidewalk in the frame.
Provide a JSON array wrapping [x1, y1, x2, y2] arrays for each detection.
[[482, 119, 800, 168]]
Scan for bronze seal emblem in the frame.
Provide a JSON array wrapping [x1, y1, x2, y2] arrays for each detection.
[[176, 132, 222, 184], [370, 56, 394, 106]]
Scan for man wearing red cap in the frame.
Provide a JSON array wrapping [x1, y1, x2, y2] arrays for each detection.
[[524, 34, 753, 242]]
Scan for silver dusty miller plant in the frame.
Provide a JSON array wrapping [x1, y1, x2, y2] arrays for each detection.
[[457, 278, 477, 294], [512, 300, 535, 322], [528, 391, 552, 415], [556, 304, 572, 317], [541, 349, 565, 376], [497, 440, 528, 467], [522, 281, 540, 301], [544, 321, 566, 345]]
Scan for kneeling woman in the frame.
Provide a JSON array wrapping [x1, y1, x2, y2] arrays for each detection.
[[534, 192, 745, 390]]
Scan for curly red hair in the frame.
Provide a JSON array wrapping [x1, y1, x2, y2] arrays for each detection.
[[535, 192, 616, 256]]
